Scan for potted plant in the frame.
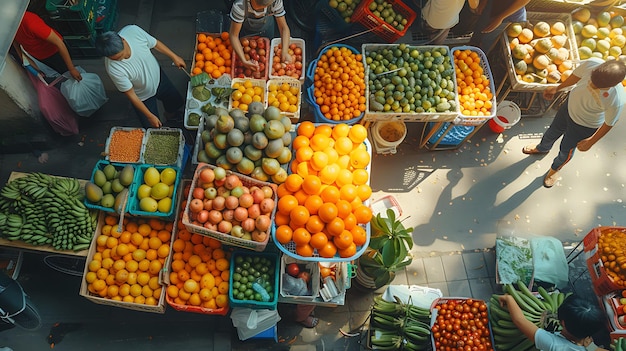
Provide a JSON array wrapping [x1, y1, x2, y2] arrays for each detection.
[[355, 209, 414, 290]]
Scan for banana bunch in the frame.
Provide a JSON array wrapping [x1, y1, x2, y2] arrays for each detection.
[[490, 281, 572, 351], [612, 337, 626, 351], [369, 295, 431, 351], [0, 173, 97, 251]]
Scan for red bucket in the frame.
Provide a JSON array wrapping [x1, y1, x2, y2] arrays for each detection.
[[488, 116, 509, 133], [488, 101, 521, 133]]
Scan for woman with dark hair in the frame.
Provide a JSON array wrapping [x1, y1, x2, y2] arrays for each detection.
[[499, 293, 609, 350], [522, 58, 626, 188]]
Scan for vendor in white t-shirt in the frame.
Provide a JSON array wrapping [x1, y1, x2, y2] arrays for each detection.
[[419, 0, 479, 44], [522, 58, 626, 188], [96, 25, 186, 128]]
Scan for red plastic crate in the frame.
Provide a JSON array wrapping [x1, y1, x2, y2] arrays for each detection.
[[351, 0, 416, 43], [583, 227, 626, 296]]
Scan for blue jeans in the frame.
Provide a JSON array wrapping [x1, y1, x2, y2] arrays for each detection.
[[469, 1, 526, 53], [536, 98, 597, 171], [133, 67, 184, 128]]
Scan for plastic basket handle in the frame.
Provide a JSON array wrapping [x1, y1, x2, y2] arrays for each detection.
[[306, 58, 318, 83]]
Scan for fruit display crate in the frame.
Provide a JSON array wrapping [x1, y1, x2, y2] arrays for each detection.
[[501, 11, 579, 92], [279, 255, 320, 302], [46, 0, 96, 21], [190, 32, 233, 79], [163, 179, 229, 316], [231, 36, 270, 80], [316, 0, 355, 33], [583, 226, 626, 296], [104, 126, 146, 163], [451, 46, 498, 125], [351, 0, 417, 43], [127, 164, 182, 220], [266, 77, 302, 123], [603, 291, 626, 332], [140, 128, 185, 169], [305, 44, 365, 125], [79, 212, 167, 313], [228, 250, 279, 310], [184, 75, 232, 130], [268, 38, 306, 82], [82, 160, 135, 214], [430, 298, 495, 351], [272, 135, 372, 262], [181, 163, 276, 251], [228, 77, 268, 112], [362, 44, 460, 123]]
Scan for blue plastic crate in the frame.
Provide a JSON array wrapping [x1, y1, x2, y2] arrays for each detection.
[[427, 122, 475, 146], [229, 251, 279, 310], [83, 160, 135, 213], [127, 164, 181, 219]]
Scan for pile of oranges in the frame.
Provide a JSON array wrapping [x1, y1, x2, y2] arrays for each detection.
[[230, 79, 265, 112], [453, 49, 494, 117], [267, 81, 300, 115], [274, 122, 373, 258], [312, 46, 367, 121], [165, 187, 231, 311], [85, 215, 172, 306], [192, 32, 232, 79]]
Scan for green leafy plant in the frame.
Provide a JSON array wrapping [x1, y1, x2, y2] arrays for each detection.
[[357, 209, 414, 288]]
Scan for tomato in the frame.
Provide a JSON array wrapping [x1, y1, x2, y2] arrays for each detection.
[[433, 299, 494, 351]]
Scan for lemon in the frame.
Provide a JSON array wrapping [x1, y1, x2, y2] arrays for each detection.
[[168, 185, 175, 198], [150, 182, 170, 200], [137, 184, 152, 200], [157, 197, 172, 213], [143, 167, 160, 187], [160, 168, 177, 186], [139, 197, 158, 212]]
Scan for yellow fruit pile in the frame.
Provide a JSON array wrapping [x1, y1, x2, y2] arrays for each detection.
[[274, 122, 372, 258], [267, 81, 300, 114], [231, 79, 265, 112], [85, 216, 172, 306], [453, 49, 494, 117]]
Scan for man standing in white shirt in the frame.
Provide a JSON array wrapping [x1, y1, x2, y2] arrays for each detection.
[[419, 0, 479, 44]]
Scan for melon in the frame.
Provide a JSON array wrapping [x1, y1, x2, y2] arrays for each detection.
[[533, 55, 550, 70], [592, 51, 604, 59], [611, 35, 626, 48], [597, 11, 611, 28], [547, 71, 562, 84], [597, 27, 611, 40], [514, 60, 528, 75], [523, 53, 534, 65], [550, 22, 566, 36], [512, 45, 528, 60], [610, 46, 622, 58], [551, 34, 567, 49], [556, 48, 570, 64], [558, 60, 573, 73], [578, 46, 593, 59], [519, 28, 534, 44], [572, 20, 584, 35], [510, 37, 520, 50], [522, 74, 535, 83], [610, 28, 623, 39], [561, 69, 573, 81], [572, 7, 591, 23], [581, 37, 597, 51], [534, 38, 553, 54], [507, 23, 523, 37], [611, 15, 625, 29], [535, 68, 548, 78], [547, 64, 558, 73], [546, 47, 560, 62], [597, 39, 611, 53], [581, 25, 598, 38], [533, 21, 551, 38]]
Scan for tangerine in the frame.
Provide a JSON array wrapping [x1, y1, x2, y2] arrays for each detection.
[[304, 195, 324, 215], [302, 175, 322, 195], [292, 227, 311, 246], [295, 243, 315, 257], [290, 205, 310, 226], [351, 226, 367, 246], [278, 194, 298, 215], [275, 225, 293, 244], [318, 242, 337, 258], [318, 202, 338, 223], [334, 230, 353, 250], [353, 205, 373, 224], [338, 242, 357, 258], [326, 217, 345, 236], [297, 121, 316, 138], [284, 174, 304, 192], [310, 232, 329, 250], [305, 215, 325, 234]]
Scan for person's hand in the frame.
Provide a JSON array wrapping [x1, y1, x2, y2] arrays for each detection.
[[172, 55, 186, 69], [577, 138, 593, 151], [243, 59, 260, 71], [69, 67, 82, 81], [498, 294, 514, 307], [482, 17, 504, 33], [282, 51, 292, 64], [543, 86, 558, 100], [149, 114, 162, 128]]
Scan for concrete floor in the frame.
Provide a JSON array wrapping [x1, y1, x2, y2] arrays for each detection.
[[0, 0, 622, 350]]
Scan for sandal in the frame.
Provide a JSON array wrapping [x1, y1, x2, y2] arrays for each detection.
[[299, 315, 319, 328], [543, 171, 558, 188], [522, 144, 548, 155]]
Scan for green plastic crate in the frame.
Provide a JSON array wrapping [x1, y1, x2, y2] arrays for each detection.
[[46, 0, 96, 21]]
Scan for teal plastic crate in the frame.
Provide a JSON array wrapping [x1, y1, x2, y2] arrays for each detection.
[[229, 251, 279, 310], [46, 0, 96, 21], [83, 160, 135, 213], [127, 164, 181, 219]]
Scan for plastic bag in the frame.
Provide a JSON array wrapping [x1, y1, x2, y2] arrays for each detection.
[[230, 308, 280, 340], [27, 72, 79, 136], [60, 68, 108, 117], [531, 236, 569, 289]]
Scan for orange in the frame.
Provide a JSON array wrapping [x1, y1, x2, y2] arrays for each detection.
[[302, 175, 322, 195], [334, 136, 353, 156], [319, 164, 340, 185], [334, 230, 353, 250], [293, 189, 309, 206], [348, 124, 368, 144], [318, 203, 338, 223], [295, 146, 314, 163], [310, 134, 330, 152], [292, 135, 309, 150], [275, 225, 293, 244], [284, 174, 304, 193], [339, 184, 358, 202], [349, 148, 370, 169], [289, 205, 310, 227], [197, 33, 207, 43], [335, 199, 352, 219], [314, 124, 333, 137], [297, 121, 316, 138], [292, 227, 311, 246], [276, 183, 292, 198], [335, 169, 354, 188], [353, 205, 373, 224], [343, 213, 358, 231], [215, 258, 229, 271], [338, 242, 357, 258], [351, 226, 367, 246], [332, 123, 351, 139], [171, 259, 185, 272], [172, 239, 186, 253], [212, 248, 225, 260], [352, 169, 369, 185], [320, 185, 340, 203], [326, 217, 345, 236], [356, 184, 372, 202], [318, 242, 337, 258], [274, 212, 290, 226], [310, 151, 329, 171], [277, 194, 298, 215], [310, 232, 329, 250], [305, 215, 325, 234], [304, 195, 324, 215]]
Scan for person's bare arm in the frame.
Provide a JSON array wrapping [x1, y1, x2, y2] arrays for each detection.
[[229, 20, 259, 71], [577, 123, 612, 151], [275, 15, 291, 63], [543, 72, 581, 100], [45, 31, 82, 80], [123, 89, 162, 127], [153, 40, 186, 69], [498, 294, 538, 341], [482, 0, 530, 33]]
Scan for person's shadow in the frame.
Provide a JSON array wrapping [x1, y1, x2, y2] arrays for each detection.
[[412, 155, 545, 248]]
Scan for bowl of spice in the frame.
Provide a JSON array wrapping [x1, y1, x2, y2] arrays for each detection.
[[141, 128, 185, 168], [105, 127, 146, 163]]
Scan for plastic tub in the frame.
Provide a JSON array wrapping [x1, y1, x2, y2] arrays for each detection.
[[488, 101, 521, 133], [268, 37, 306, 82], [371, 121, 407, 149]]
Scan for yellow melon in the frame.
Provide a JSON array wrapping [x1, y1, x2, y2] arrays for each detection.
[[572, 7, 591, 23], [547, 63, 558, 73], [514, 60, 528, 75], [507, 23, 523, 37], [534, 38, 553, 54], [547, 71, 562, 83], [518, 28, 534, 44], [611, 35, 626, 48], [510, 37, 520, 50], [597, 27, 611, 40], [581, 24, 598, 38], [551, 34, 567, 49], [523, 53, 534, 65], [597, 11, 611, 28], [550, 22, 566, 36], [522, 74, 535, 83], [533, 54, 550, 70], [546, 47, 560, 62], [512, 45, 528, 60], [558, 60, 573, 73], [610, 28, 623, 40], [555, 48, 570, 64], [533, 21, 551, 38]]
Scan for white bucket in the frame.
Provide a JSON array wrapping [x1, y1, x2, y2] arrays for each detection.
[[489, 101, 521, 133], [372, 121, 407, 150]]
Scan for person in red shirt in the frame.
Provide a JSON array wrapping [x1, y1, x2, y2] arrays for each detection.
[[14, 11, 82, 81]]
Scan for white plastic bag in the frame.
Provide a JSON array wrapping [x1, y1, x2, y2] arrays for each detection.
[[531, 236, 569, 289], [60, 67, 108, 117]]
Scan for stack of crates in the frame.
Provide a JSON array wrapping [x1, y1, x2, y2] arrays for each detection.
[[46, 0, 119, 58]]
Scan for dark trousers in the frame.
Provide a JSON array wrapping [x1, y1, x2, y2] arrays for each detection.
[[39, 52, 67, 75], [132, 67, 184, 129]]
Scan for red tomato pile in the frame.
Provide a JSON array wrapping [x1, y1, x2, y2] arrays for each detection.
[[431, 299, 494, 351]]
